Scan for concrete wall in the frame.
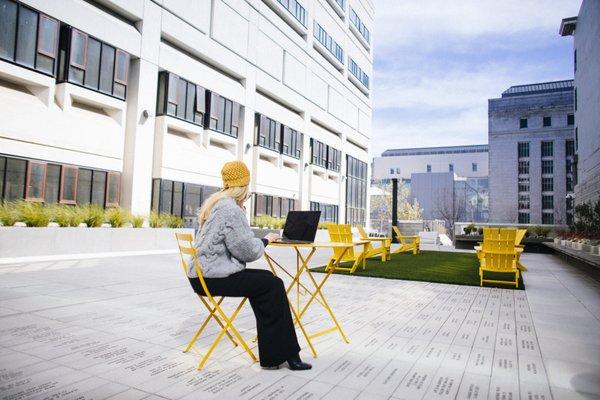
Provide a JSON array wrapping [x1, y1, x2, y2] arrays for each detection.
[[573, 0, 600, 205]]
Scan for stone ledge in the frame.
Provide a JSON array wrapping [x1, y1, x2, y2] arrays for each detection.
[[545, 242, 600, 281]]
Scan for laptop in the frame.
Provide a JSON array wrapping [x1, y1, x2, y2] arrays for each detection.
[[273, 211, 321, 244]]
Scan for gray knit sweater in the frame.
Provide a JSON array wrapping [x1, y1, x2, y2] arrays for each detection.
[[187, 197, 265, 278]]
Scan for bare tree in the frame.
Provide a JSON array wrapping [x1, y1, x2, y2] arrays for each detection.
[[434, 187, 466, 239], [370, 179, 423, 233]]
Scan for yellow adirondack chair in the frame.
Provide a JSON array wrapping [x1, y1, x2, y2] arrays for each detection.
[[514, 229, 528, 271], [356, 224, 391, 261], [391, 226, 420, 255], [326, 224, 368, 273], [479, 249, 520, 288], [475, 227, 500, 260]]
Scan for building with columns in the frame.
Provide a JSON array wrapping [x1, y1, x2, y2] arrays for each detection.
[[0, 0, 373, 228]]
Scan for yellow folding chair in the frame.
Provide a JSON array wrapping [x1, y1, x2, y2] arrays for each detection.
[[175, 233, 257, 369], [479, 249, 520, 288], [391, 226, 420, 255], [326, 224, 367, 273], [356, 224, 391, 261]]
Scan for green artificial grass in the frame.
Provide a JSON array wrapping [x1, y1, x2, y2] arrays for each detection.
[[311, 251, 524, 290]]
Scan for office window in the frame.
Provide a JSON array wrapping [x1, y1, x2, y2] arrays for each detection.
[[349, 7, 370, 44], [541, 141, 553, 157], [62, 27, 130, 99], [25, 161, 46, 201], [256, 114, 280, 151], [518, 194, 530, 210], [427, 164, 431, 172], [311, 139, 328, 168], [389, 168, 394, 174], [542, 212, 554, 224], [543, 116, 552, 127], [566, 140, 575, 157], [44, 164, 60, 203], [3, 158, 26, 200], [348, 57, 369, 89], [208, 92, 240, 137], [0, 157, 5, 199], [518, 142, 529, 158], [574, 87, 577, 111], [566, 176, 573, 192], [395, 168, 400, 174], [76, 168, 93, 205], [518, 212, 530, 224], [519, 118, 528, 129], [542, 195, 553, 210], [327, 146, 341, 172], [542, 177, 553, 192], [91, 170, 106, 206], [518, 161, 529, 175], [313, 21, 344, 64], [449, 163, 454, 172], [346, 156, 367, 226], [276, 0, 306, 27], [60, 166, 78, 204], [157, 71, 207, 126], [567, 114, 574, 126], [518, 177, 530, 192], [1, 1, 59, 75], [98, 42, 115, 95], [171, 181, 183, 216], [310, 201, 338, 223], [472, 163, 477, 172], [282, 126, 302, 158], [542, 160, 553, 174]]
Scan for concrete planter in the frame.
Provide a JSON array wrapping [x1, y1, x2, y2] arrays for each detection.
[[591, 246, 600, 256], [572, 242, 583, 251], [0, 227, 193, 258], [582, 243, 592, 253], [553, 238, 561, 245]]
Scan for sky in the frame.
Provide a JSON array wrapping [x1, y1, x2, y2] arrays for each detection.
[[371, 0, 582, 156]]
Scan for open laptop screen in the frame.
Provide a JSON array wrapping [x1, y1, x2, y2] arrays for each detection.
[[282, 211, 321, 242]]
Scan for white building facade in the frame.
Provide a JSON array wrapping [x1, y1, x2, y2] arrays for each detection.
[[0, 0, 373, 228]]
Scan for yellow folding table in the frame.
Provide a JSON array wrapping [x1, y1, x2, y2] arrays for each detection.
[[263, 241, 368, 358]]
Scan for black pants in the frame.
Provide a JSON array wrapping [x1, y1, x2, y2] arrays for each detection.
[[188, 268, 301, 367]]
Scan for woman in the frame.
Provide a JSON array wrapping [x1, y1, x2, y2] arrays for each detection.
[[186, 160, 311, 370]]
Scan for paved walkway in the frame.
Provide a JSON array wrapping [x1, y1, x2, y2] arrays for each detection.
[[0, 247, 599, 400]]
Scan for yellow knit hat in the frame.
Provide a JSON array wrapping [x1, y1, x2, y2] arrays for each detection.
[[221, 160, 250, 188]]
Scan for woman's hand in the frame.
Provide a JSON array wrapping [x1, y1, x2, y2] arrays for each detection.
[[264, 233, 281, 243]]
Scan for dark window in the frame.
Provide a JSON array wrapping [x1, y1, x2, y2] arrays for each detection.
[[60, 166, 78, 204], [518, 212, 530, 224], [519, 118, 528, 129], [346, 155, 367, 226], [310, 201, 338, 223], [541, 177, 553, 192], [4, 158, 26, 200], [84, 37, 101, 89], [543, 116, 551, 127], [327, 146, 341, 172], [518, 161, 529, 175], [518, 142, 529, 158], [15, 5, 37, 68], [518, 177, 529, 192], [282, 126, 302, 158], [566, 139, 575, 157], [0, 0, 18, 61], [542, 212, 554, 224], [91, 170, 106, 206], [542, 160, 553, 174], [449, 163, 454, 172], [157, 71, 207, 126], [542, 195, 553, 210], [255, 114, 281, 151], [566, 176, 573, 192], [76, 168, 93, 205], [0, 156, 5, 198], [567, 114, 574, 126], [160, 180, 173, 213], [427, 164, 431, 172], [98, 43, 115, 94], [36, 14, 58, 74], [208, 92, 239, 137], [106, 172, 120, 206], [172, 181, 183, 216], [518, 194, 530, 210], [183, 183, 202, 219], [25, 161, 46, 201], [541, 141, 553, 157], [575, 88, 577, 111], [44, 164, 60, 203], [63, 27, 129, 99], [472, 163, 477, 172]]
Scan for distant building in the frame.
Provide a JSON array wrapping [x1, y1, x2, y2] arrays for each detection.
[[488, 80, 575, 225], [373, 144, 489, 182], [560, 1, 600, 207], [372, 145, 489, 222]]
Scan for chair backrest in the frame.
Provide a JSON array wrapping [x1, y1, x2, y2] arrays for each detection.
[[483, 251, 517, 272], [515, 229, 527, 246], [356, 224, 369, 239], [175, 233, 212, 297], [327, 224, 356, 260], [392, 226, 417, 244], [482, 227, 500, 241]]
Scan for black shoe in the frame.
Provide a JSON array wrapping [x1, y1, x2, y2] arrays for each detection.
[[286, 359, 312, 370]]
